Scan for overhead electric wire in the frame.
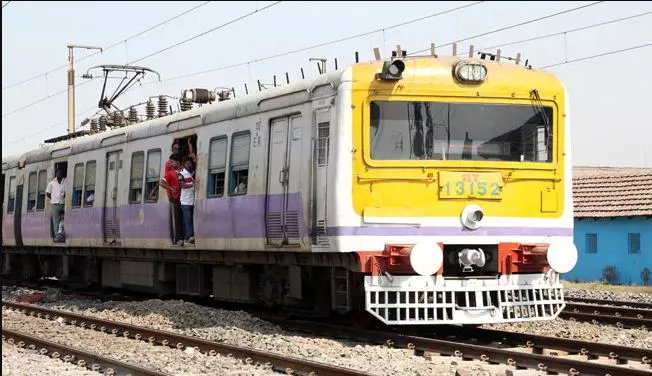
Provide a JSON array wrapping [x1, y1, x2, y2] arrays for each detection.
[[164, 1, 487, 81], [163, 1, 606, 82], [128, 1, 283, 64], [2, 79, 95, 119], [2, 105, 99, 146], [409, 1, 606, 55], [453, 11, 651, 57], [2, 1, 12, 9], [3, 77, 146, 145], [3, 2, 645, 147], [540, 43, 652, 68], [2, 1, 276, 119], [2, 1, 212, 91]]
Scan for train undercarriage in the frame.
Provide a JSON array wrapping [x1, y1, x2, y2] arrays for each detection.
[[1, 246, 369, 321], [2, 243, 567, 327]]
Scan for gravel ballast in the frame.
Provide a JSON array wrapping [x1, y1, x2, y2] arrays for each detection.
[[4, 284, 650, 375], [2, 342, 100, 376], [2, 309, 277, 376]]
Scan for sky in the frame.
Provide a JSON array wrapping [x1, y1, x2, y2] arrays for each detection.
[[2, 1, 651, 167]]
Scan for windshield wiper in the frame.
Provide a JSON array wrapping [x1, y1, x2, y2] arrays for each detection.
[[530, 89, 552, 159]]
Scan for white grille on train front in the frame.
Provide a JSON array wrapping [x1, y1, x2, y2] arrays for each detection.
[[364, 275, 565, 325]]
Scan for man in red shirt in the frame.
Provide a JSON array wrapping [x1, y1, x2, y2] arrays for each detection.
[[165, 139, 197, 174], [159, 154, 184, 246]]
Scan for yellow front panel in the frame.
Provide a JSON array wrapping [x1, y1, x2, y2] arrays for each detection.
[[349, 57, 566, 219]]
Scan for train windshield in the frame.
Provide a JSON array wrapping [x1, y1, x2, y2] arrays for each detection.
[[369, 101, 553, 163]]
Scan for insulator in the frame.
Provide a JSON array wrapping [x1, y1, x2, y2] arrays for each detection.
[[217, 91, 231, 102], [180, 100, 193, 112], [129, 107, 138, 123], [157, 95, 168, 117], [113, 111, 124, 127], [146, 100, 156, 120], [90, 119, 98, 133], [181, 88, 216, 104], [99, 116, 107, 131]]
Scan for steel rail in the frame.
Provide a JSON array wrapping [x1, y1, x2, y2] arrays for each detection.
[[2, 300, 369, 376], [2, 328, 169, 376], [565, 297, 652, 310]]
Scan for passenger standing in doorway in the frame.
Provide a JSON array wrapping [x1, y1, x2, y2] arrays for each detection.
[[160, 154, 184, 246], [165, 139, 197, 175], [180, 157, 195, 245], [165, 141, 181, 174], [45, 169, 66, 242]]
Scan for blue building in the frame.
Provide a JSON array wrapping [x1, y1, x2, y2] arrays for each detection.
[[563, 167, 652, 285]]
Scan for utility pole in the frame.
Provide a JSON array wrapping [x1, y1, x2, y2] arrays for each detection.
[[68, 44, 102, 134]]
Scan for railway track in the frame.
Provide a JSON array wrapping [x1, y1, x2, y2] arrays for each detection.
[[271, 317, 652, 376], [565, 297, 652, 310], [3, 283, 651, 374], [2, 328, 169, 376], [565, 302, 652, 319], [2, 300, 369, 376], [560, 300, 652, 329]]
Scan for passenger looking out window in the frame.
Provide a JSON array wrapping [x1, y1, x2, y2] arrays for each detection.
[[84, 161, 96, 207], [160, 154, 185, 247], [180, 157, 195, 246], [46, 169, 66, 242], [229, 132, 250, 195]]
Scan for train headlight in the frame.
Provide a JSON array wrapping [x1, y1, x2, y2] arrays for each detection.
[[409, 242, 443, 276], [546, 242, 578, 274], [458, 248, 486, 272], [461, 204, 484, 230], [454, 62, 487, 83], [377, 60, 405, 80]]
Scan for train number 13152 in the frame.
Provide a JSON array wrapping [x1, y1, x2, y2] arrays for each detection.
[[439, 172, 503, 199]]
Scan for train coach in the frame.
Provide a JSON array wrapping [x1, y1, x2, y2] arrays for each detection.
[[2, 50, 578, 326]]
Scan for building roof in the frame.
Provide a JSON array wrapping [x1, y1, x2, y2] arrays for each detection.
[[573, 167, 652, 218]]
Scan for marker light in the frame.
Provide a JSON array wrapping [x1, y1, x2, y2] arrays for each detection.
[[378, 60, 406, 80], [454, 62, 487, 83]]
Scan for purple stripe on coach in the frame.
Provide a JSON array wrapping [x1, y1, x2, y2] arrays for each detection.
[[66, 207, 104, 239], [119, 204, 170, 239], [21, 212, 50, 239], [10, 193, 572, 242]]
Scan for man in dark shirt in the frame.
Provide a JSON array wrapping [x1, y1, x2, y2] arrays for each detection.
[[159, 154, 185, 246]]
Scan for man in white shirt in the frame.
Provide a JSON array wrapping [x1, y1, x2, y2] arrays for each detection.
[[45, 169, 66, 242], [180, 157, 195, 245]]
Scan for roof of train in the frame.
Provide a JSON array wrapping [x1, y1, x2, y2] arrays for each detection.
[[2, 68, 347, 168], [2, 55, 560, 170]]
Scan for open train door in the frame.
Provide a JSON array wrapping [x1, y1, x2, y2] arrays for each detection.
[[13, 178, 23, 247], [103, 151, 122, 244], [1, 173, 4, 245]]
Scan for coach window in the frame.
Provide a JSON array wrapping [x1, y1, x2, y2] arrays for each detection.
[[208, 136, 227, 198], [144, 149, 161, 203], [229, 132, 250, 196], [129, 152, 144, 204], [27, 172, 37, 211], [72, 163, 84, 208], [36, 169, 47, 210], [7, 177, 16, 214], [83, 161, 96, 207]]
